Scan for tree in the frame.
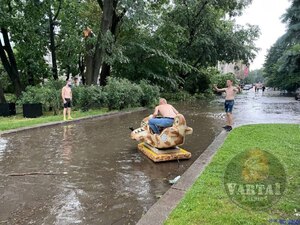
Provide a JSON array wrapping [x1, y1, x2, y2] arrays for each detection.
[[56, 0, 88, 81], [47, 0, 62, 80], [84, 0, 125, 85], [264, 0, 300, 92], [112, 0, 259, 91], [85, 0, 169, 85], [0, 64, 6, 103], [244, 69, 264, 84], [0, 27, 23, 97], [0, 1, 51, 93]]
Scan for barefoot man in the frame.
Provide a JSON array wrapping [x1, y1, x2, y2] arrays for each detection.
[[148, 98, 179, 134], [62, 81, 73, 121], [213, 80, 241, 131]]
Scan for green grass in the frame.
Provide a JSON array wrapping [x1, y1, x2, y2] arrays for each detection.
[[165, 124, 300, 225], [0, 108, 110, 131]]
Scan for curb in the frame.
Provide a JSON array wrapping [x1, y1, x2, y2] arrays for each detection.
[[136, 129, 229, 225], [0, 108, 147, 137]]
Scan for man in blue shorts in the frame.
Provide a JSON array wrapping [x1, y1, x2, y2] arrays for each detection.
[[213, 80, 241, 131]]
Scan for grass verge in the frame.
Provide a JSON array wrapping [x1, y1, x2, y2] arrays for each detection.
[[0, 108, 110, 131], [165, 124, 300, 225]]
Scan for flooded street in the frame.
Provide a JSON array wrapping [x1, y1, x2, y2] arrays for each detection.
[[0, 90, 299, 225]]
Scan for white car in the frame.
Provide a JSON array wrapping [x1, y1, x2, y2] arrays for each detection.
[[243, 84, 253, 90]]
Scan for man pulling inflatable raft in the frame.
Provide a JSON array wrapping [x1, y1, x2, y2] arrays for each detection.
[[130, 98, 193, 162]]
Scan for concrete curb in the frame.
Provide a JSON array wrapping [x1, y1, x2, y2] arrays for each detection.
[[136, 130, 229, 225], [0, 108, 147, 137]]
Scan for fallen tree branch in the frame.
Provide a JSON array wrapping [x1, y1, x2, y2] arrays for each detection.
[[2, 172, 68, 177]]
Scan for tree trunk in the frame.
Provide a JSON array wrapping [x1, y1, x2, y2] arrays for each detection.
[[65, 65, 70, 81], [84, 37, 95, 85], [0, 83, 6, 103], [99, 0, 126, 86], [78, 55, 85, 85], [90, 0, 115, 85], [0, 28, 23, 97], [99, 62, 110, 85], [49, 8, 58, 80]]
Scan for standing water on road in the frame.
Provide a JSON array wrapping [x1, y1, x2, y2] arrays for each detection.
[[0, 90, 299, 224]]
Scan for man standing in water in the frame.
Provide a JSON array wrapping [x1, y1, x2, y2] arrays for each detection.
[[213, 80, 241, 131], [148, 98, 179, 134], [62, 80, 73, 121]]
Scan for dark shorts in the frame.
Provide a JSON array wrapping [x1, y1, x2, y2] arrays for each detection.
[[64, 98, 72, 108], [225, 100, 234, 113]]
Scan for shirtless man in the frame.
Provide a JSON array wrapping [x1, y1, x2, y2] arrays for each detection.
[[148, 98, 179, 134], [213, 80, 241, 131], [62, 80, 73, 121]]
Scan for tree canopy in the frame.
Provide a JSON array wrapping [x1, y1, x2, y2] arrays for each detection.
[[264, 0, 300, 92], [0, 0, 260, 102]]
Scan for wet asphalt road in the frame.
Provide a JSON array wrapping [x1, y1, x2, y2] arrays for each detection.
[[0, 89, 299, 225]]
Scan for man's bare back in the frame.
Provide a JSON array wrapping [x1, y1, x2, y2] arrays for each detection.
[[154, 104, 178, 118], [153, 98, 178, 118]]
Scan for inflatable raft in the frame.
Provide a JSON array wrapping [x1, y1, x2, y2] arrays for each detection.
[[131, 114, 193, 162]]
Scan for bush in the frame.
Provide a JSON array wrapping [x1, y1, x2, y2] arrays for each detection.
[[17, 86, 44, 105], [17, 81, 64, 115], [104, 77, 143, 110], [17, 77, 160, 113], [139, 80, 160, 107], [161, 90, 194, 102], [184, 71, 210, 95], [43, 80, 65, 114], [211, 72, 238, 88], [72, 85, 107, 111]]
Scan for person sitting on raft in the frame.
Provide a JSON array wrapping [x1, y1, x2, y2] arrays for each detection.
[[148, 98, 179, 134]]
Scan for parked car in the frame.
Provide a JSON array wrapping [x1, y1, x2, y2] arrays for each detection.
[[243, 84, 253, 90]]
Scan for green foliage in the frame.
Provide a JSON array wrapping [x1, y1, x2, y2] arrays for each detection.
[[0, 66, 13, 92], [243, 69, 264, 84], [17, 78, 160, 113], [104, 77, 143, 110], [211, 72, 238, 88], [72, 86, 107, 111], [17, 80, 64, 114], [17, 86, 44, 105], [184, 68, 220, 94], [1, 0, 259, 94], [161, 90, 193, 102], [42, 80, 65, 114], [263, 0, 300, 92], [138, 80, 160, 107]]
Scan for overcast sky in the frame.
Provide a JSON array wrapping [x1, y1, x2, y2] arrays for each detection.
[[235, 0, 291, 71]]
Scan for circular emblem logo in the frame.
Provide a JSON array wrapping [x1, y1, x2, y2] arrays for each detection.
[[224, 148, 286, 210]]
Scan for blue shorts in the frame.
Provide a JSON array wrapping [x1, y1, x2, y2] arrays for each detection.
[[225, 100, 234, 113]]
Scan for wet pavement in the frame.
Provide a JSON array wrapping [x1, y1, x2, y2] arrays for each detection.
[[0, 90, 299, 225]]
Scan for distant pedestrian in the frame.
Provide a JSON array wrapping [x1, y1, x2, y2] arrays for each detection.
[[262, 85, 266, 92], [73, 77, 80, 87], [213, 80, 241, 131], [62, 80, 73, 121]]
